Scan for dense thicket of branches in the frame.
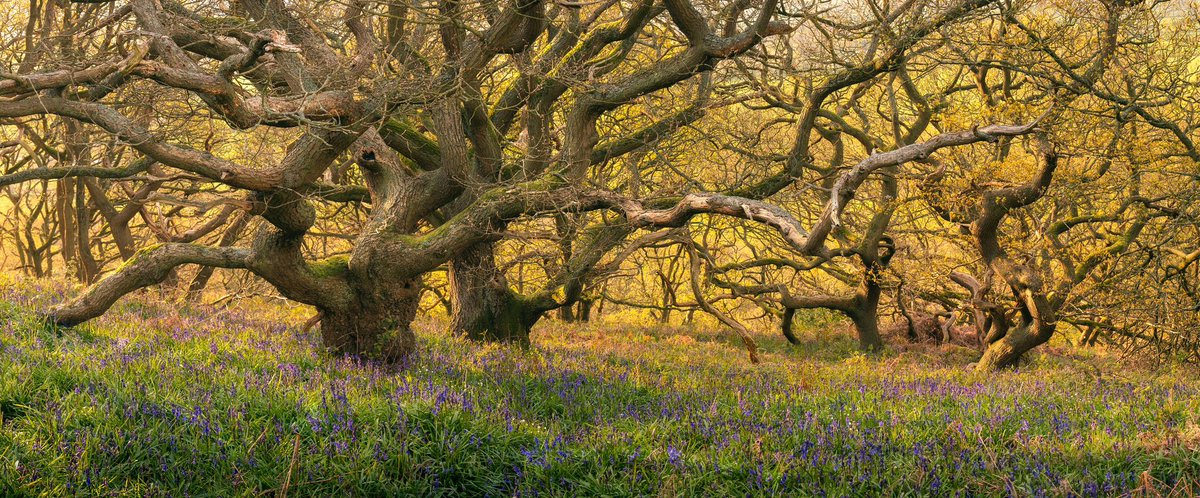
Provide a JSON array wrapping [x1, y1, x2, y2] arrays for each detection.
[[2, 0, 1198, 369]]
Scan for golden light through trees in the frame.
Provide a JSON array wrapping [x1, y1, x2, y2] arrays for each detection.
[[1, 0, 1199, 368]]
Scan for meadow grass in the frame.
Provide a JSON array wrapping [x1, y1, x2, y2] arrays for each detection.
[[1, 274, 1198, 497]]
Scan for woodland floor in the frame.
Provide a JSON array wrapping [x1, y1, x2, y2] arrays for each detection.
[[1, 274, 1198, 497]]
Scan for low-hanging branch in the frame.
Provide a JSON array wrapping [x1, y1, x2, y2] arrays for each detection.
[[50, 244, 251, 326], [0, 158, 155, 188]]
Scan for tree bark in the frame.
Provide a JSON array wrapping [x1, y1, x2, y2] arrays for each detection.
[[576, 299, 594, 322], [976, 321, 1053, 368], [57, 179, 77, 273], [318, 278, 420, 362], [849, 271, 885, 351], [850, 311, 883, 351], [448, 241, 539, 344], [971, 150, 1060, 370]]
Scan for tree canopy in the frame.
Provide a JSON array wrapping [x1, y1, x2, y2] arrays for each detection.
[[2, 0, 1199, 369]]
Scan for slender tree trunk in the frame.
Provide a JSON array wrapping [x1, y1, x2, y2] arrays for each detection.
[[57, 179, 77, 273], [576, 299, 594, 322], [658, 270, 678, 324], [73, 180, 100, 283], [554, 296, 592, 323], [781, 308, 802, 345]]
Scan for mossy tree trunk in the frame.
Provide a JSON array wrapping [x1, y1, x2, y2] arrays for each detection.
[[449, 241, 540, 344], [318, 277, 420, 361]]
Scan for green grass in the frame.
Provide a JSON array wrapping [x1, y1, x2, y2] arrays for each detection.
[[0, 275, 1198, 497]]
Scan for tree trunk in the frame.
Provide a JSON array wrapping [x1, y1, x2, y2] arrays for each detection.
[[850, 295, 884, 351], [558, 303, 575, 322], [558, 297, 593, 323], [57, 179, 78, 272], [448, 241, 538, 344], [969, 150, 1060, 371], [73, 180, 100, 283], [576, 299, 594, 322], [781, 308, 802, 345], [319, 278, 421, 362], [977, 320, 1055, 369], [849, 243, 890, 351]]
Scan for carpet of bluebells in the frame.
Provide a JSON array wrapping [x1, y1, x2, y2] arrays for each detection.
[[1, 275, 1199, 497]]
